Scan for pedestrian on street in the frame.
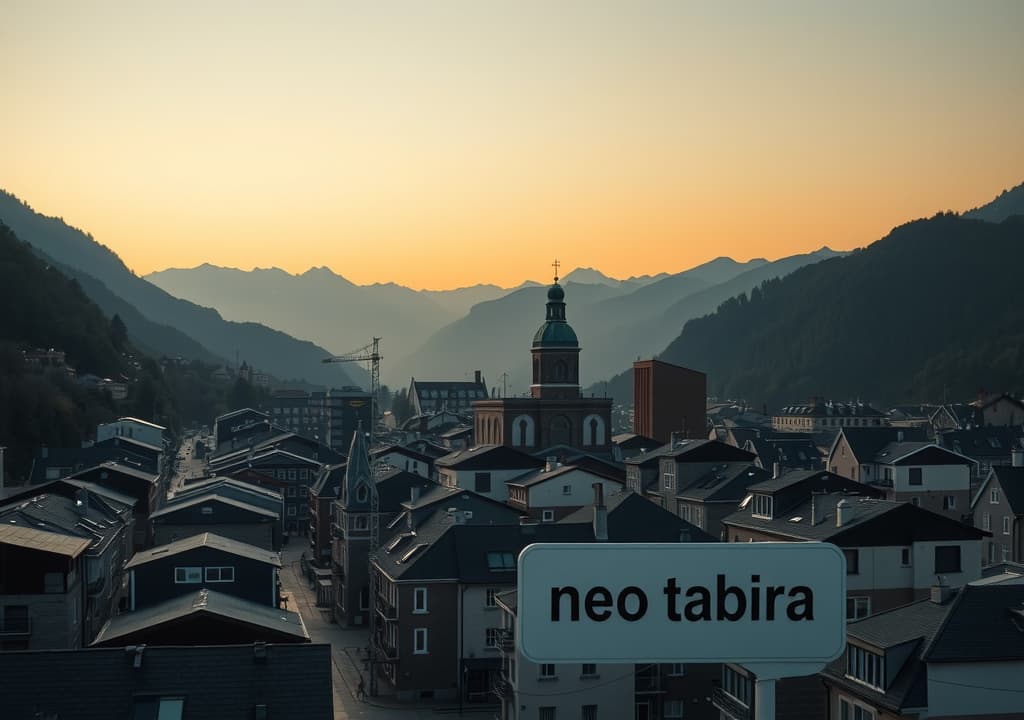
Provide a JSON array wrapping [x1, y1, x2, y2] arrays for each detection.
[[356, 675, 366, 701]]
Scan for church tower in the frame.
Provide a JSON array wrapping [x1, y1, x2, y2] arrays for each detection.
[[531, 266, 581, 401]]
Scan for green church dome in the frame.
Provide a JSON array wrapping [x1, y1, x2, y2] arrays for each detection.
[[533, 281, 579, 347]]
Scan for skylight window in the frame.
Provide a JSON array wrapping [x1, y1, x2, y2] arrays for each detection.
[[399, 543, 428, 564], [487, 551, 516, 571]]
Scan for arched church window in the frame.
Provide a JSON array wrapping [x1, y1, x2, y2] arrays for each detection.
[[356, 486, 368, 503], [554, 359, 568, 382]]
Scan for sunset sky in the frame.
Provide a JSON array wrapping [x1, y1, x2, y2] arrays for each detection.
[[3, 1, 1023, 290]]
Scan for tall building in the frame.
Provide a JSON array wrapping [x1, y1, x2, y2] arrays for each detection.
[[325, 387, 373, 454], [632, 359, 707, 444], [472, 272, 612, 454]]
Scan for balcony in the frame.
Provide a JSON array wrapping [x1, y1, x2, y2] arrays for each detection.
[[0, 617, 32, 637], [496, 628, 515, 652], [375, 595, 398, 620], [712, 687, 752, 720], [373, 636, 398, 661]]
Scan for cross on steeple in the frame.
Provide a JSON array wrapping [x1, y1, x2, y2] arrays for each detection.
[[552, 259, 560, 283]]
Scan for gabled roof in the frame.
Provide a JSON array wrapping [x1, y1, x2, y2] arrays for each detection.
[[0, 523, 91, 557], [924, 584, 1024, 662], [724, 494, 986, 545], [939, 426, 1024, 460], [311, 463, 345, 498], [374, 469, 437, 513], [676, 463, 769, 503], [214, 407, 270, 424], [831, 427, 928, 464], [506, 463, 624, 489], [175, 476, 283, 504], [929, 403, 982, 430], [125, 532, 281, 569], [973, 465, 1024, 514], [659, 439, 756, 463], [611, 433, 660, 453], [69, 461, 158, 485], [823, 598, 948, 712], [0, 491, 128, 554], [435, 444, 546, 471], [873, 442, 975, 467], [371, 444, 436, 465], [92, 588, 308, 645], [557, 490, 716, 543], [93, 436, 163, 454], [109, 416, 167, 431], [622, 443, 674, 468], [149, 494, 279, 521]]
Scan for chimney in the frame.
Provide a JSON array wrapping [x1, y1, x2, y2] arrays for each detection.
[[810, 493, 817, 527], [897, 430, 904, 443], [930, 578, 956, 605], [474, 370, 482, 385], [1013, 444, 1024, 468], [836, 499, 852, 528], [772, 461, 781, 480], [410, 486, 421, 504], [592, 483, 608, 542], [545, 456, 557, 473]]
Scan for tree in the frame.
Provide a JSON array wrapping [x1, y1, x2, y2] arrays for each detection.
[[391, 387, 412, 424], [110, 314, 127, 351]]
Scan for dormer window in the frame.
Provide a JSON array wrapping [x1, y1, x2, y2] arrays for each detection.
[[751, 494, 773, 519], [846, 644, 885, 691]]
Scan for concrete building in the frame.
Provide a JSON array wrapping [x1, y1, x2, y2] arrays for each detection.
[[96, 417, 166, 448], [324, 387, 373, 455], [632, 359, 707, 443]]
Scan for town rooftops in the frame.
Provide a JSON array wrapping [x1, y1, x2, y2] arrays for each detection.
[[435, 444, 546, 471], [557, 490, 716, 542], [149, 494, 280, 521], [725, 493, 987, 545], [776, 400, 885, 417], [110, 416, 167, 431], [924, 584, 1024, 662], [506, 463, 623, 489], [872, 442, 975, 467], [676, 462, 769, 502], [125, 532, 281, 569], [92, 588, 308, 645], [659, 438, 756, 462], [69, 461, 158, 485], [0, 491, 127, 554], [0, 523, 91, 557], [939, 426, 1024, 460], [175, 476, 284, 503], [831, 426, 928, 462], [94, 435, 163, 454]]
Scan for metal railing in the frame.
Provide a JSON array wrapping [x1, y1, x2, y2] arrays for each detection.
[[711, 687, 752, 720]]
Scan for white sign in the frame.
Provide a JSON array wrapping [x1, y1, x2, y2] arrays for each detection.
[[517, 542, 846, 664]]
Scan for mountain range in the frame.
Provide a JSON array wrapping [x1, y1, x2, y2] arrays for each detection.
[[600, 181, 1024, 407], [0, 191, 361, 388]]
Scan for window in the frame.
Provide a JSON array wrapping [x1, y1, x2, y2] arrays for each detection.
[[356, 486, 368, 503], [1004, 516, 1011, 535], [846, 645, 885, 690], [539, 708, 556, 720], [581, 663, 597, 677], [910, 496, 920, 507], [668, 663, 686, 676], [900, 548, 912, 567], [539, 664, 556, 679], [663, 472, 675, 491], [908, 468, 922, 486], [287, 469, 297, 481], [943, 495, 956, 510], [174, 567, 202, 584], [846, 596, 871, 620], [983, 512, 992, 531], [486, 552, 516, 571], [542, 510, 555, 522], [991, 487, 1000, 504], [413, 587, 428, 614], [299, 469, 309, 481], [562, 484, 572, 496], [287, 506, 297, 516], [844, 549, 859, 575], [751, 494, 773, 519], [581, 706, 597, 720], [204, 566, 234, 583], [413, 628, 428, 654], [664, 700, 684, 718], [286, 486, 297, 497], [474, 472, 492, 493], [839, 697, 876, 720], [133, 696, 185, 720], [486, 627, 500, 648], [935, 545, 961, 573], [485, 588, 499, 607], [354, 516, 368, 531]]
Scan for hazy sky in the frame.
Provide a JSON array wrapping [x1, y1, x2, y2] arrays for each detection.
[[3, 1, 1022, 289]]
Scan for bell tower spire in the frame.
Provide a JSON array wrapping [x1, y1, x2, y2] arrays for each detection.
[[531, 263, 581, 400]]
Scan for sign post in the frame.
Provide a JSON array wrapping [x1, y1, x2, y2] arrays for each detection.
[[517, 542, 847, 719]]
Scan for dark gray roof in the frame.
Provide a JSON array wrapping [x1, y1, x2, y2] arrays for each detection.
[[991, 466, 1024, 514], [69, 461, 158, 485], [836, 427, 928, 463], [495, 589, 518, 614], [0, 643, 333, 720], [676, 463, 769, 502], [176, 476, 284, 503], [776, 401, 885, 417], [848, 597, 951, 651], [0, 491, 127, 555], [622, 443, 673, 467], [924, 584, 1024, 662], [659, 438, 756, 462], [939, 426, 1024, 460], [873, 442, 972, 466], [506, 463, 623, 489], [557, 490, 717, 543], [150, 494, 279, 521], [125, 532, 281, 569], [435, 444, 545, 471], [0, 523, 91, 557], [724, 494, 986, 545], [92, 588, 308, 645]]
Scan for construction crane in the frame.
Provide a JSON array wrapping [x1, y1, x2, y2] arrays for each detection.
[[322, 338, 383, 695]]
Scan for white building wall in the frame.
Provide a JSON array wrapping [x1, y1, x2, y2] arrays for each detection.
[[892, 463, 970, 493], [514, 652, 634, 720], [847, 542, 982, 592], [377, 451, 431, 479], [524, 470, 623, 509], [97, 419, 164, 448], [912, 540, 982, 587], [444, 468, 530, 502], [462, 585, 513, 660], [928, 661, 1024, 717]]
